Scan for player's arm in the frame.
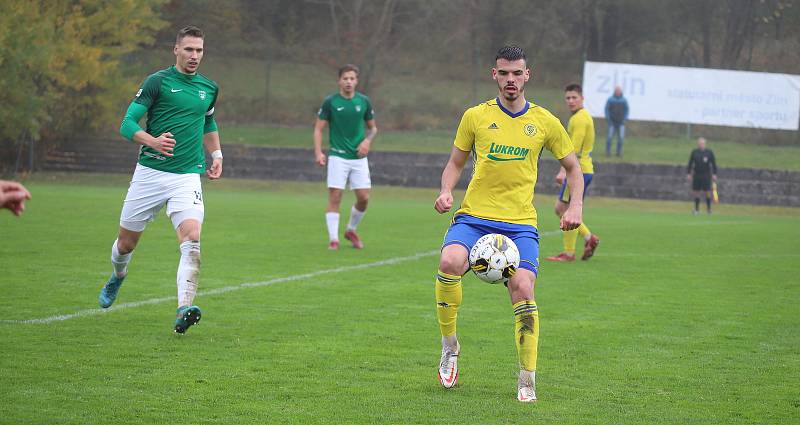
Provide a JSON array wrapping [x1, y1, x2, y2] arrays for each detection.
[[434, 146, 470, 214], [687, 151, 695, 181], [202, 99, 222, 179], [313, 118, 329, 166], [558, 152, 583, 231], [119, 102, 175, 156], [357, 119, 377, 157], [203, 131, 222, 180]]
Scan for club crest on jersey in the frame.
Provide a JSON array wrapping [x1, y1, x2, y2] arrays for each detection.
[[487, 142, 530, 162], [523, 123, 537, 137], [198, 90, 206, 100], [355, 105, 362, 112]]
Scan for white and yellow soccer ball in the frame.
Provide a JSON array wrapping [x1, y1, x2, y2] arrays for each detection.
[[469, 233, 520, 284]]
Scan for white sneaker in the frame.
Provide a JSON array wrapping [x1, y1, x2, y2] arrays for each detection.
[[437, 342, 460, 389], [517, 370, 537, 402]]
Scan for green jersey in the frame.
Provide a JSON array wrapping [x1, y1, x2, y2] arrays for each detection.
[[128, 66, 219, 174], [317, 92, 374, 160]]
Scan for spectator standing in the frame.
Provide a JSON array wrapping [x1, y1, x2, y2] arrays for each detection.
[[604, 86, 629, 157]]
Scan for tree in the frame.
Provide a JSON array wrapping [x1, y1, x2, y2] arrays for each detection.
[[0, 0, 166, 162]]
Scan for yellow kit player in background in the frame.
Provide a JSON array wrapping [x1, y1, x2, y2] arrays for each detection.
[[546, 83, 600, 262], [433, 46, 584, 402]]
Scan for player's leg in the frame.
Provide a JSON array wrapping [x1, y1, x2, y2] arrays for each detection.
[[326, 189, 344, 249], [100, 165, 164, 308], [507, 235, 540, 402], [546, 186, 576, 262], [326, 156, 348, 249], [167, 174, 205, 334], [345, 158, 371, 249], [579, 174, 600, 260], [436, 244, 469, 389], [435, 218, 479, 389], [171, 218, 203, 334], [99, 227, 142, 308]]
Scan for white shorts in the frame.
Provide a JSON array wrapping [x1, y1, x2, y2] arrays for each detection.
[[327, 156, 371, 190], [119, 164, 205, 232]]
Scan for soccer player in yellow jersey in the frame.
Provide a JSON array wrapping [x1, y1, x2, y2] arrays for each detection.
[[546, 84, 600, 262], [433, 46, 584, 402]]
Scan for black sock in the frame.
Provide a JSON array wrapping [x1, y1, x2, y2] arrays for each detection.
[[706, 197, 711, 211], [694, 198, 700, 210]]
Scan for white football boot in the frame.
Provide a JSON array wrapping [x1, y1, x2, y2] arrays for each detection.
[[517, 369, 537, 402], [437, 342, 460, 389]]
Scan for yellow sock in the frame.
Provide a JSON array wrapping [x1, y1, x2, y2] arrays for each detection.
[[513, 300, 539, 371], [435, 270, 462, 337], [577, 223, 591, 239], [562, 229, 578, 255]]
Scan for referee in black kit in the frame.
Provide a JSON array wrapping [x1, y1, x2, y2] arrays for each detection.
[[687, 137, 718, 215]]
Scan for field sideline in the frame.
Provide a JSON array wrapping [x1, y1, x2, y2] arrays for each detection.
[[222, 124, 800, 172], [1, 174, 798, 424]]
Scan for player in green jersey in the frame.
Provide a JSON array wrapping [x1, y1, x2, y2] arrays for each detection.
[[98, 26, 223, 334], [313, 64, 378, 250]]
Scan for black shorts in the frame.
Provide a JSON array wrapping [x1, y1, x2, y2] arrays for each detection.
[[692, 174, 712, 191]]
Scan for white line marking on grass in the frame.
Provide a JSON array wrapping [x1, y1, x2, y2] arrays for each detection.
[[0, 250, 440, 326], [603, 253, 800, 258]]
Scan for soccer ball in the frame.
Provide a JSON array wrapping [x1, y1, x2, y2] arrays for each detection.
[[469, 233, 520, 284]]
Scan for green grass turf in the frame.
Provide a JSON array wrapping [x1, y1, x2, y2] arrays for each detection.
[[1, 174, 799, 424], [222, 124, 800, 172]]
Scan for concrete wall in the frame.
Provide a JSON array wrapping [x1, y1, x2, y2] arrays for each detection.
[[44, 140, 800, 206]]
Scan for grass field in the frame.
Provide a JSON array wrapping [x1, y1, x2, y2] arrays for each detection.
[[1, 174, 799, 424], [222, 124, 800, 172]]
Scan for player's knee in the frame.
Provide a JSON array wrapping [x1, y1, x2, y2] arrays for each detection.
[[117, 231, 140, 253], [176, 219, 202, 242], [117, 237, 137, 254], [439, 255, 468, 276]]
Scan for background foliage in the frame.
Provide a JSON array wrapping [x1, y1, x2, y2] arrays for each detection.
[[1, 0, 798, 170]]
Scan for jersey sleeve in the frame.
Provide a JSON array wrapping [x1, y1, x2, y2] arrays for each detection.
[[364, 97, 375, 121], [570, 114, 588, 155], [204, 87, 218, 134], [453, 108, 476, 152], [317, 97, 332, 121], [119, 102, 148, 141], [545, 116, 574, 160], [133, 74, 161, 108]]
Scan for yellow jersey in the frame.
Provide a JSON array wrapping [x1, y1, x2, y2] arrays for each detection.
[[453, 98, 574, 227], [567, 108, 595, 174]]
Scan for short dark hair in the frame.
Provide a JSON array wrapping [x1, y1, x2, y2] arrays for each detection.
[[338, 64, 360, 78], [495, 45, 526, 63], [565, 83, 583, 94], [177, 26, 204, 43]]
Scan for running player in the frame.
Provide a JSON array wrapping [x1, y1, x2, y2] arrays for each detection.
[[433, 46, 584, 402], [546, 83, 600, 262], [313, 64, 378, 250], [97, 26, 222, 334]]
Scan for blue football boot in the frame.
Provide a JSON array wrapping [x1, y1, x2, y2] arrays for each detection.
[[98, 273, 125, 308], [174, 305, 202, 334]]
